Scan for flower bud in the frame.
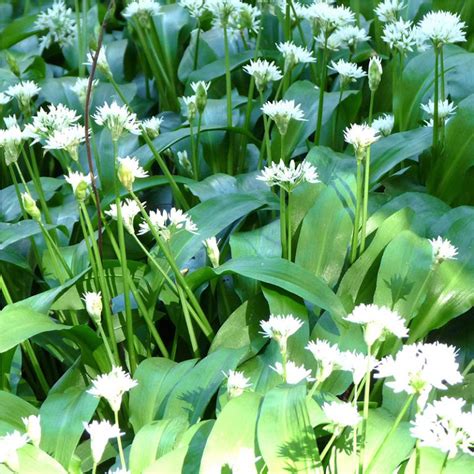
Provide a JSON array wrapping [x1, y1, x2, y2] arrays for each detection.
[[368, 56, 383, 92], [203, 237, 220, 268], [183, 96, 197, 121], [22, 415, 41, 448], [21, 193, 41, 221], [75, 180, 89, 201], [191, 81, 209, 114], [177, 150, 193, 177], [118, 161, 134, 191], [6, 52, 20, 77], [82, 291, 102, 324]]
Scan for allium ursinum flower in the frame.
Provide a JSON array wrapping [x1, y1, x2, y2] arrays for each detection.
[[177, 150, 193, 176], [35, 0, 76, 51], [123, 0, 162, 28], [372, 114, 394, 137], [315, 31, 342, 52], [257, 160, 319, 193], [261, 100, 306, 136], [243, 59, 283, 93], [137, 207, 198, 241], [0, 92, 12, 105], [22, 415, 41, 448], [117, 156, 148, 191], [276, 41, 316, 72], [224, 370, 252, 398], [179, 0, 208, 19], [190, 81, 210, 114], [84, 420, 123, 465], [82, 291, 102, 324], [344, 304, 409, 348], [421, 99, 457, 127], [271, 361, 315, 384], [5, 81, 40, 112], [375, 0, 407, 23], [43, 125, 86, 162], [105, 199, 141, 235], [375, 343, 463, 409], [344, 123, 380, 160], [87, 366, 138, 412], [368, 56, 383, 92], [260, 314, 303, 354], [21, 193, 41, 221], [382, 19, 417, 54], [25, 104, 80, 143], [0, 124, 24, 165], [0, 430, 29, 472], [306, 339, 342, 384], [93, 102, 140, 142], [65, 171, 92, 202], [340, 350, 378, 385], [230, 3, 260, 34], [142, 116, 163, 139], [307, 3, 355, 34], [417, 11, 466, 47], [322, 401, 362, 431], [277, 0, 307, 22], [207, 0, 242, 28], [85, 48, 112, 77], [333, 25, 370, 51], [228, 448, 261, 474], [203, 237, 220, 268], [183, 95, 198, 121], [328, 59, 366, 87], [410, 397, 474, 458], [71, 78, 98, 107], [429, 236, 458, 263]]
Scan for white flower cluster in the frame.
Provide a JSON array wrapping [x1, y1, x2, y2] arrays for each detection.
[[65, 171, 92, 201], [429, 236, 458, 263], [224, 370, 252, 398], [421, 100, 457, 127], [106, 199, 142, 235], [328, 59, 366, 85], [243, 59, 283, 92], [306, 3, 355, 34], [4, 81, 41, 110], [0, 119, 24, 165], [138, 207, 198, 241], [70, 78, 99, 107], [276, 41, 316, 72], [323, 401, 362, 430], [93, 102, 141, 142], [179, 0, 208, 19], [261, 99, 306, 135], [375, 0, 407, 23], [372, 114, 394, 137], [123, 0, 162, 25], [382, 19, 417, 54], [344, 123, 380, 159], [84, 420, 123, 465], [206, 0, 260, 34], [417, 11, 466, 47], [117, 156, 148, 190]]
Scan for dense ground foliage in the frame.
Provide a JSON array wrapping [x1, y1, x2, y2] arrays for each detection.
[[0, 0, 473, 473]]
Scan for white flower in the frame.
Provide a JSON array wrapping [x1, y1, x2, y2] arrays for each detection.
[[85, 48, 111, 76], [315, 31, 342, 51], [22, 415, 41, 448], [307, 3, 354, 33], [340, 350, 378, 385], [183, 95, 198, 120], [142, 116, 163, 138], [123, 0, 162, 22], [93, 102, 140, 141], [117, 156, 148, 190], [190, 81, 210, 96], [0, 430, 29, 472], [410, 397, 473, 458], [368, 56, 383, 92], [87, 366, 138, 412], [323, 401, 362, 429], [25, 104, 80, 142], [44, 124, 86, 161], [227, 448, 260, 474], [179, 0, 208, 19], [243, 59, 283, 92], [0, 124, 24, 165], [65, 171, 92, 201], [375, 0, 407, 23], [177, 150, 193, 176], [306, 339, 341, 383], [257, 159, 319, 193], [5, 81, 40, 109], [333, 25, 370, 49], [230, 3, 260, 34], [203, 237, 220, 268], [276, 41, 316, 71], [138, 208, 198, 240], [372, 114, 394, 137], [225, 370, 252, 398], [375, 343, 463, 409], [261, 100, 306, 135], [21, 192, 41, 221], [271, 361, 314, 384], [328, 59, 367, 85], [421, 99, 457, 124], [35, 0, 76, 50], [344, 303, 409, 347], [71, 78, 98, 106], [382, 19, 417, 54], [206, 0, 241, 28], [82, 291, 102, 324], [429, 236, 458, 263], [344, 123, 380, 159], [260, 314, 304, 352], [417, 11, 466, 46], [84, 420, 123, 465], [105, 199, 142, 235], [0, 92, 12, 105]]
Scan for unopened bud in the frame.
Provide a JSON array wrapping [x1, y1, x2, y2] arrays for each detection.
[[118, 162, 134, 191], [6, 52, 20, 77], [368, 56, 383, 92], [22, 415, 41, 448], [75, 180, 90, 201], [203, 237, 220, 268], [191, 81, 209, 114], [21, 193, 41, 221], [82, 291, 102, 324]]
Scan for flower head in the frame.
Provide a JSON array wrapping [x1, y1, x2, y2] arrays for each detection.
[[93, 102, 140, 141], [257, 160, 319, 193], [307, 3, 355, 33], [230, 3, 260, 34], [225, 370, 252, 398], [82, 291, 102, 324], [421, 99, 456, 127], [5, 81, 40, 111], [315, 31, 342, 51], [243, 59, 283, 92], [344, 123, 380, 160], [138, 207, 197, 241], [0, 92, 12, 105], [105, 199, 141, 235], [276, 41, 316, 72], [207, 0, 241, 28], [142, 116, 163, 139], [0, 124, 24, 165], [84, 420, 123, 464], [44, 124, 86, 161], [182, 95, 198, 121], [0, 430, 29, 472], [261, 100, 306, 135], [382, 19, 417, 54], [333, 25, 370, 50], [340, 350, 378, 385], [190, 81, 210, 113], [375, 0, 407, 23], [85, 48, 111, 77], [344, 303, 409, 347], [71, 78, 98, 106], [123, 0, 162, 27], [87, 366, 138, 412], [35, 0, 76, 50], [117, 156, 148, 190], [372, 114, 394, 137], [429, 236, 458, 263], [179, 0, 208, 19], [260, 314, 303, 353], [306, 339, 342, 384], [271, 361, 314, 384], [65, 171, 92, 201], [323, 401, 362, 430], [328, 59, 366, 85], [417, 11, 466, 47], [22, 415, 41, 448]]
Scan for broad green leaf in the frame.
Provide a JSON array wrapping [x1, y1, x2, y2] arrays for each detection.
[[404, 447, 474, 474], [0, 391, 38, 435], [0, 444, 67, 474], [0, 14, 38, 49]]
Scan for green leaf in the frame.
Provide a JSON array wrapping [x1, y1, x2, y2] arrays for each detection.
[[0, 14, 38, 49], [404, 447, 474, 474], [0, 391, 38, 435], [5, 444, 67, 474], [257, 384, 320, 473]]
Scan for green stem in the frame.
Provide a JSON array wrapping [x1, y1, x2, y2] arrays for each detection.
[[285, 0, 292, 41], [193, 24, 201, 70], [415, 440, 421, 474], [315, 35, 329, 145], [350, 159, 364, 263], [320, 431, 339, 461], [359, 145, 372, 253], [114, 410, 127, 470], [223, 25, 234, 175], [98, 323, 115, 368], [358, 344, 373, 474], [280, 189, 287, 259], [178, 286, 200, 357], [287, 190, 292, 262], [260, 91, 272, 165], [195, 113, 203, 179], [189, 121, 198, 180], [439, 452, 449, 474], [332, 85, 345, 149], [432, 46, 440, 155]]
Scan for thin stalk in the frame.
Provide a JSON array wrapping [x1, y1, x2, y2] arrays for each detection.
[[178, 286, 200, 357], [439, 452, 449, 474], [97, 323, 115, 367], [81, 0, 88, 77], [189, 121, 198, 180], [415, 440, 421, 474], [280, 132, 286, 164], [315, 35, 329, 145], [259, 91, 272, 165], [320, 431, 339, 461], [114, 411, 127, 470], [350, 159, 364, 263], [432, 46, 440, 155], [280, 189, 287, 259], [195, 113, 203, 179], [223, 24, 234, 174], [439, 46, 446, 146], [332, 85, 345, 149], [75, 0, 84, 76], [359, 147, 372, 253], [193, 23, 201, 70], [285, 0, 292, 41], [358, 344, 373, 474], [287, 191, 292, 261]]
